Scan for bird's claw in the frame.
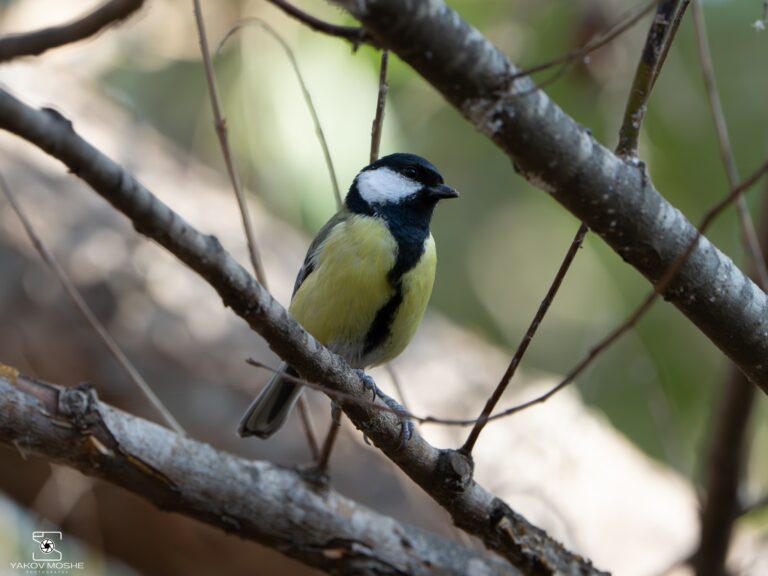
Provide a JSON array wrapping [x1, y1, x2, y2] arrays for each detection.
[[354, 369, 413, 450], [378, 392, 414, 451], [354, 369, 377, 402]]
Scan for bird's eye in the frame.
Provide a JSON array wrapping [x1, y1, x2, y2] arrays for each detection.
[[402, 167, 418, 179]]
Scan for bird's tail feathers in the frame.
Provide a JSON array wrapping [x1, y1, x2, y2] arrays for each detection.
[[238, 362, 303, 439]]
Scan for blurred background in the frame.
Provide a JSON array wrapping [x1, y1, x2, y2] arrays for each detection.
[[1, 0, 767, 574]]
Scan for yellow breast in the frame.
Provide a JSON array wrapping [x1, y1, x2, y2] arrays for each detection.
[[289, 215, 436, 368]]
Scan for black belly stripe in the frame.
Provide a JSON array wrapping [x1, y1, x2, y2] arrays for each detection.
[[363, 285, 404, 356]]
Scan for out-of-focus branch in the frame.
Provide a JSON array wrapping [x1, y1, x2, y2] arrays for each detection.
[[191, 0, 268, 287], [329, 0, 768, 394], [218, 19, 342, 208], [369, 50, 389, 164], [0, 0, 145, 63], [266, 0, 369, 47], [689, 144, 768, 576], [0, 371, 516, 576], [476, 157, 768, 425], [0, 175, 184, 436], [689, 4, 765, 573], [0, 89, 604, 574], [691, 367, 755, 576], [691, 0, 768, 288], [616, 0, 689, 156], [461, 224, 588, 454], [508, 0, 660, 84]]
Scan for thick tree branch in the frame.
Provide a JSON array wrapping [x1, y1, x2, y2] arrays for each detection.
[[329, 0, 768, 394], [0, 89, 604, 575], [0, 372, 515, 576], [0, 0, 145, 62]]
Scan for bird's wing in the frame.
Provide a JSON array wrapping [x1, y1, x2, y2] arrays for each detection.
[[292, 209, 350, 297]]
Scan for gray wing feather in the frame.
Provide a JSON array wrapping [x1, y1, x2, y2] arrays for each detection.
[[292, 209, 349, 296]]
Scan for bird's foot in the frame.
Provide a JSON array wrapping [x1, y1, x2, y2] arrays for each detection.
[[353, 369, 413, 451], [378, 391, 413, 451]]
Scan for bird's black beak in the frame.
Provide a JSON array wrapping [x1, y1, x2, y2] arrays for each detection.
[[425, 183, 459, 200]]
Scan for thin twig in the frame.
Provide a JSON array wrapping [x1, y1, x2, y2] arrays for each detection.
[[0, 0, 145, 62], [246, 360, 423, 422], [651, 1, 690, 88], [616, 0, 689, 156], [691, 367, 755, 576], [691, 0, 768, 289], [370, 50, 389, 165], [202, 10, 326, 455], [688, 58, 768, 568], [266, 0, 369, 47], [689, 11, 767, 568], [509, 0, 661, 84], [191, 0, 268, 287], [218, 18, 342, 208], [315, 405, 342, 472], [463, 1, 690, 453], [296, 397, 321, 460], [487, 156, 768, 425], [460, 224, 588, 453], [0, 174, 185, 435]]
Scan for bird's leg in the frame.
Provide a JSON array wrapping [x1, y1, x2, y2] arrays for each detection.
[[330, 400, 342, 424], [354, 369, 413, 451]]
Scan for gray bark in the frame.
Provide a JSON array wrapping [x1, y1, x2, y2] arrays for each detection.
[[0, 373, 517, 576], [329, 0, 768, 392]]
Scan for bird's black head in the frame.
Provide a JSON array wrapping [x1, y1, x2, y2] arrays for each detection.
[[345, 153, 458, 226]]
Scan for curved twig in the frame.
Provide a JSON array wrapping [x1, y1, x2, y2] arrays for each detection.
[[0, 0, 145, 63], [267, 0, 370, 47], [218, 18, 342, 208]]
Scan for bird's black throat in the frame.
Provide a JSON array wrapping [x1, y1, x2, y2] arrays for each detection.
[[345, 184, 435, 285]]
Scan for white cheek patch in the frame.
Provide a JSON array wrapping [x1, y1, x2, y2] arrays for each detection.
[[356, 167, 421, 205]]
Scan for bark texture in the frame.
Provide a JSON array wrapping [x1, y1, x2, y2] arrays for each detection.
[[0, 372, 517, 576]]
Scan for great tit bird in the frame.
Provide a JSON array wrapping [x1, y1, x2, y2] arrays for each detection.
[[238, 153, 458, 439]]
